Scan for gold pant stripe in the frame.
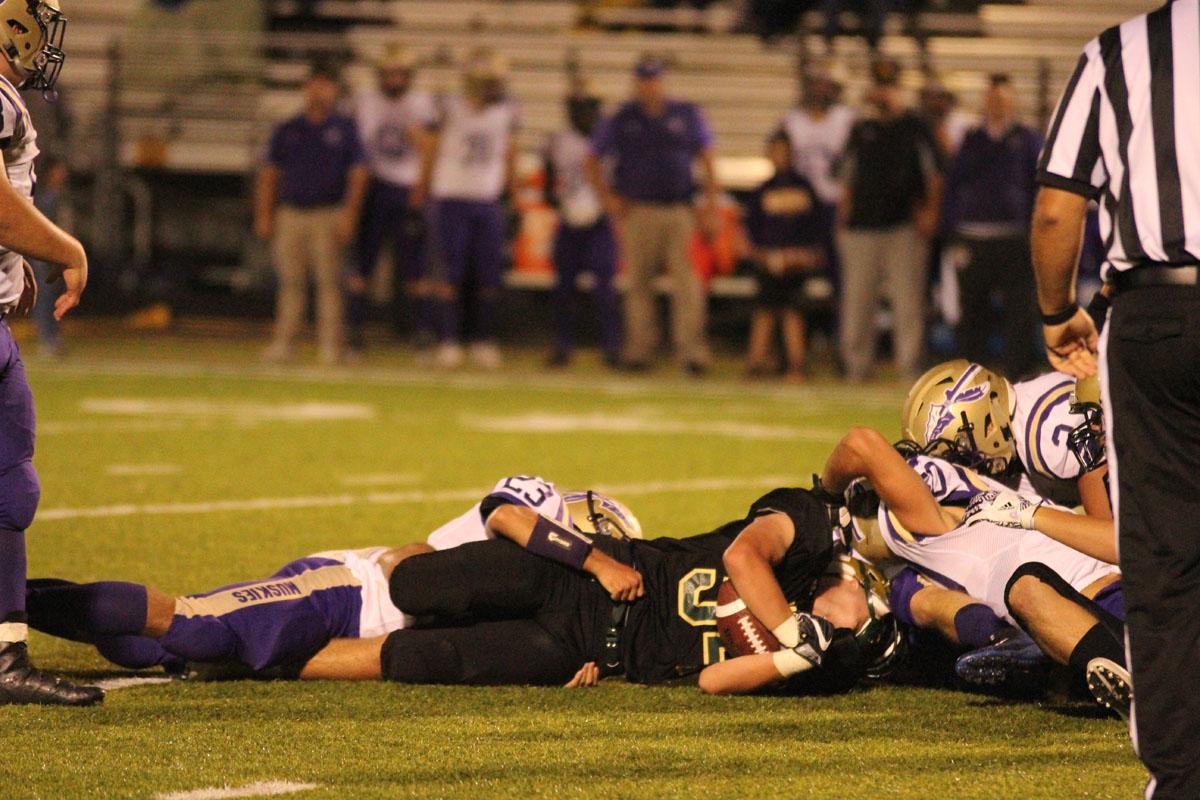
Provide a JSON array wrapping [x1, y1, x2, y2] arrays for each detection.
[[174, 565, 361, 619]]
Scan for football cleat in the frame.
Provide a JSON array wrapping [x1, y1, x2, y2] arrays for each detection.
[[954, 628, 1048, 693], [0, 642, 104, 706], [1086, 657, 1131, 721]]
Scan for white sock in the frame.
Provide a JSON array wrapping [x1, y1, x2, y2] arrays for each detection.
[[772, 615, 801, 649]]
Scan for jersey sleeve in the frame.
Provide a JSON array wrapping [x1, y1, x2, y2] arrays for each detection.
[[1037, 39, 1108, 199], [265, 123, 287, 167], [478, 475, 570, 526], [0, 90, 20, 143], [748, 488, 837, 602], [904, 456, 991, 504], [1020, 382, 1086, 481]]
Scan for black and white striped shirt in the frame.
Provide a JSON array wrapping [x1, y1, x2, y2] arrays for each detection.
[[1038, 0, 1200, 276]]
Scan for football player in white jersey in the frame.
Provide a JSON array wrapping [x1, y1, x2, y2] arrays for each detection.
[[0, 0, 100, 706], [347, 44, 438, 354], [821, 426, 1129, 715], [420, 49, 519, 370], [777, 68, 853, 272]]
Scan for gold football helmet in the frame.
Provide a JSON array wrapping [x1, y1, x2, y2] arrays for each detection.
[[0, 0, 65, 94], [377, 43, 416, 73], [901, 359, 1015, 475], [1068, 375, 1106, 472], [563, 490, 642, 540]]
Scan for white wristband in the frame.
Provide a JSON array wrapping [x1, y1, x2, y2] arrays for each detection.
[[772, 615, 801, 649], [772, 647, 817, 678]]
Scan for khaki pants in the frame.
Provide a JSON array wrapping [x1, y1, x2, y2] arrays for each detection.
[[838, 224, 929, 380], [271, 205, 344, 357], [620, 203, 708, 365]]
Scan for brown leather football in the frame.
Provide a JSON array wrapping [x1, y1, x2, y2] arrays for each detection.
[[715, 579, 781, 656]]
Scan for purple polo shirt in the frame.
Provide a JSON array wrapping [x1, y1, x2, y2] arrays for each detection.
[[267, 111, 366, 208], [591, 99, 714, 204]]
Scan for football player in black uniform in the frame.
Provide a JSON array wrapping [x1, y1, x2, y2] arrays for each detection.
[[300, 485, 863, 686]]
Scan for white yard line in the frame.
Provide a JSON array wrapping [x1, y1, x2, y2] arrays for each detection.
[[462, 412, 844, 442], [153, 781, 318, 800], [81, 398, 376, 422], [338, 472, 423, 487], [35, 359, 903, 408], [36, 475, 795, 522], [93, 676, 175, 691], [39, 419, 195, 435], [106, 464, 183, 477]]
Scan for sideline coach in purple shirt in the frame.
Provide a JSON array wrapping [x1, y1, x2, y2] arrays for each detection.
[[255, 61, 369, 365], [587, 56, 719, 373]]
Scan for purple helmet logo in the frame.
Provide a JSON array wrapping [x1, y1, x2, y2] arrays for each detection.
[[924, 367, 988, 443]]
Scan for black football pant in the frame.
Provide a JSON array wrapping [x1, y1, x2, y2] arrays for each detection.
[[381, 539, 610, 685], [955, 234, 1040, 379], [1104, 284, 1200, 799]]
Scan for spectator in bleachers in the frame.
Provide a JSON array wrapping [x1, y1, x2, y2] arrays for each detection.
[[421, 49, 519, 370], [823, 0, 888, 53], [255, 61, 369, 365], [742, 133, 827, 382], [347, 44, 437, 357], [777, 67, 854, 280], [940, 73, 1041, 378], [587, 55, 718, 375], [544, 90, 621, 368], [30, 156, 69, 357], [837, 59, 942, 382]]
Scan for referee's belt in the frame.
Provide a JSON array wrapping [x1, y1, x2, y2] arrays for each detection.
[[603, 603, 628, 674], [1112, 264, 1199, 293]]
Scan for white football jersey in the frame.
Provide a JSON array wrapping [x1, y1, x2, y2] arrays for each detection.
[[870, 455, 1115, 622], [430, 95, 519, 202], [426, 475, 575, 551], [353, 88, 437, 187], [547, 129, 602, 228], [0, 76, 37, 313], [305, 546, 410, 639], [779, 104, 855, 205], [1010, 372, 1088, 506]]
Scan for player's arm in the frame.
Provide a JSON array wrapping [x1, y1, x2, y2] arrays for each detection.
[[821, 427, 957, 536], [484, 504, 644, 601], [253, 163, 279, 240], [723, 513, 797, 643], [696, 146, 719, 237], [0, 153, 86, 320], [698, 652, 782, 695], [1077, 466, 1112, 520], [960, 488, 1117, 564]]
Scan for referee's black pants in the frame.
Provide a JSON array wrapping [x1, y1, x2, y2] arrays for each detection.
[[1104, 284, 1200, 799], [380, 539, 610, 685]]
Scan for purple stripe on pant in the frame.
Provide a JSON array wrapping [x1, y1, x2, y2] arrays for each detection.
[[1093, 580, 1125, 622], [552, 219, 621, 361], [0, 321, 38, 625]]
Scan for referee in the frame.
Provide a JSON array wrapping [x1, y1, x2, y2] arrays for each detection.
[[1032, 2, 1200, 797]]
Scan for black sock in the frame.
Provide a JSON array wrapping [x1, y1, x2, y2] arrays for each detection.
[[1067, 622, 1125, 676]]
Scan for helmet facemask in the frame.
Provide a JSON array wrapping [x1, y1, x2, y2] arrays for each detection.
[[2, 0, 66, 96], [564, 490, 643, 540]]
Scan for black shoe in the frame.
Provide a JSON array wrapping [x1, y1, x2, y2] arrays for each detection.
[[0, 642, 104, 706], [620, 360, 651, 373], [685, 361, 708, 377]]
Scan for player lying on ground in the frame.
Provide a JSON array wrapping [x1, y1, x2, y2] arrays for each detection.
[[299, 484, 879, 687], [894, 362, 1118, 687], [22, 477, 626, 680], [821, 427, 1130, 716]]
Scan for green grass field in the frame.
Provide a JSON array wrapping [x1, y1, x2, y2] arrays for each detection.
[[3, 332, 1145, 799]]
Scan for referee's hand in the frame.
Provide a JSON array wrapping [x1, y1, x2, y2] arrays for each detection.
[[1043, 306, 1099, 379]]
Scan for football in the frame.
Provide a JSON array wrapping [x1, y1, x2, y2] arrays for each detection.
[[715, 579, 781, 657]]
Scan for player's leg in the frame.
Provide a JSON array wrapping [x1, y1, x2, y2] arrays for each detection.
[[955, 237, 995, 368], [267, 207, 309, 359], [588, 220, 622, 365], [347, 180, 390, 350], [1003, 563, 1124, 670], [380, 619, 578, 685], [549, 223, 583, 364], [426, 199, 468, 361], [311, 207, 346, 363], [746, 308, 777, 375], [467, 200, 506, 366], [664, 204, 708, 368], [618, 204, 662, 367], [0, 330, 101, 705], [781, 306, 807, 377], [394, 192, 432, 341], [388, 539, 556, 621]]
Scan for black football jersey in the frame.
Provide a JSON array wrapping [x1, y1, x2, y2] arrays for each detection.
[[609, 487, 837, 683]]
